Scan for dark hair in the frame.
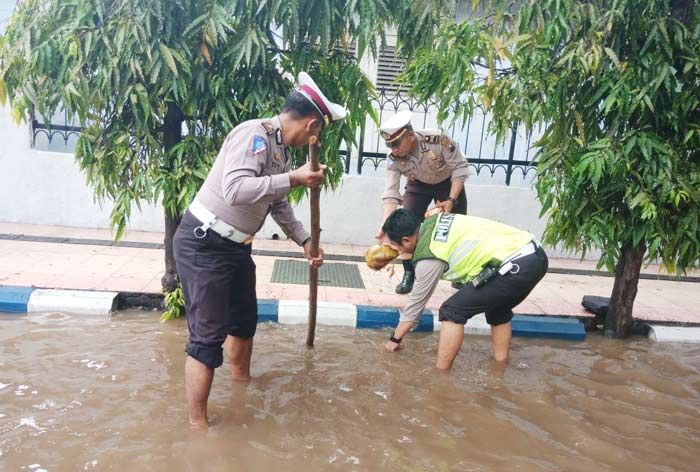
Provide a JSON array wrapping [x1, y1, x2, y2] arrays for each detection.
[[382, 209, 421, 243], [283, 90, 324, 122]]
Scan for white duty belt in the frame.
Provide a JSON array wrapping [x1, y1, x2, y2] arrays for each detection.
[[497, 239, 542, 275], [188, 198, 254, 245]]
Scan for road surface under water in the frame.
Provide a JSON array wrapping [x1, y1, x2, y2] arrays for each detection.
[[1, 310, 699, 471]]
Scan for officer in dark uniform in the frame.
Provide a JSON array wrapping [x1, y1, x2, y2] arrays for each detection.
[[173, 72, 347, 429], [375, 110, 471, 294]]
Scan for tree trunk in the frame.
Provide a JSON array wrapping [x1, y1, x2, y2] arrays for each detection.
[[161, 102, 184, 293], [161, 213, 181, 293], [603, 242, 646, 338]]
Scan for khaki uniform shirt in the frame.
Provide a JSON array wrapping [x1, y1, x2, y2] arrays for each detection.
[[196, 116, 310, 245], [381, 130, 472, 205]]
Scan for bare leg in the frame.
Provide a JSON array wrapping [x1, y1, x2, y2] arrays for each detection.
[[224, 335, 253, 382], [436, 321, 465, 370], [491, 322, 512, 362], [185, 355, 214, 429]]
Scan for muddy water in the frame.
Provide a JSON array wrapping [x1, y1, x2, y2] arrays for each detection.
[[1, 310, 699, 471]]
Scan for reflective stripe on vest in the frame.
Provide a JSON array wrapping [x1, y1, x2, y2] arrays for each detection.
[[413, 214, 534, 282]]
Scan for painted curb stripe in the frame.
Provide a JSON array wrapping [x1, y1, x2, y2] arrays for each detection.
[[27, 289, 118, 316], [511, 315, 586, 341], [356, 305, 434, 332], [433, 313, 586, 340], [0, 286, 35, 313], [432, 313, 491, 335], [258, 299, 278, 323], [648, 325, 700, 344], [0, 286, 616, 343], [463, 313, 492, 336], [278, 300, 357, 327]]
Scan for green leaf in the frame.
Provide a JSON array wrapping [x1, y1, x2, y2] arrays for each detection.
[[159, 43, 178, 77], [65, 83, 81, 97], [603, 47, 621, 69], [0, 79, 6, 105]]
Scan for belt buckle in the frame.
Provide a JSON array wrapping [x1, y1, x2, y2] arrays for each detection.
[[242, 235, 254, 245], [193, 225, 208, 239]]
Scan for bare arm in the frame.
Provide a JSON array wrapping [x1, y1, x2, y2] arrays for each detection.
[[385, 259, 446, 351]]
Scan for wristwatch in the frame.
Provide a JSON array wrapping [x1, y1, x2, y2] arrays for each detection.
[[447, 197, 457, 204], [389, 335, 402, 344]]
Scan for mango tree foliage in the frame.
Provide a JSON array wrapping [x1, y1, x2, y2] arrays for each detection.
[[0, 0, 450, 293], [403, 0, 700, 336]]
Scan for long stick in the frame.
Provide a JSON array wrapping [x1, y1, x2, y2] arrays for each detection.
[[306, 135, 321, 347]]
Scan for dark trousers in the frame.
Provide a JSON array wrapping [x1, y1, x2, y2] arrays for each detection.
[[173, 210, 257, 369], [403, 178, 467, 220], [439, 246, 549, 326]]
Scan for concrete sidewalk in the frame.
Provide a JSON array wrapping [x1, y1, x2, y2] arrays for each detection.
[[0, 222, 699, 325]]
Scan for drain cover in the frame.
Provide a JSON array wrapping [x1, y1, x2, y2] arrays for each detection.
[[270, 260, 365, 289]]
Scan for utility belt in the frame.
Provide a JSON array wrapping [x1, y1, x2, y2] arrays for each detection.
[[188, 198, 254, 245], [471, 240, 542, 288]]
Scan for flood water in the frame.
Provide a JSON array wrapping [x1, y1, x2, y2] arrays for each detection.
[[1, 310, 699, 471]]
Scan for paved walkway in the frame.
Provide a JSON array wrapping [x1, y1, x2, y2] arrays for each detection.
[[0, 222, 699, 324]]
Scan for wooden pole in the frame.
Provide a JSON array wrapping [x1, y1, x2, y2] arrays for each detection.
[[306, 135, 321, 347]]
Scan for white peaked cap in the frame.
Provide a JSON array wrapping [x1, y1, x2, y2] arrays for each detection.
[[379, 110, 413, 142], [297, 72, 348, 124]]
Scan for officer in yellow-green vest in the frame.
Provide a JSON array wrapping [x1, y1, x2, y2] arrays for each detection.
[[380, 209, 548, 369]]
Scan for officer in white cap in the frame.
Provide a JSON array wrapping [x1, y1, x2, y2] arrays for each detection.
[[173, 72, 347, 429], [376, 110, 471, 294]]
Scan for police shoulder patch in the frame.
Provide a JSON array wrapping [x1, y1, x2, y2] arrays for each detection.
[[251, 135, 267, 156], [441, 134, 456, 153]]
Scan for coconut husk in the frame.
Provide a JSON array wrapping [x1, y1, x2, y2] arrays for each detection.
[[364, 244, 399, 271]]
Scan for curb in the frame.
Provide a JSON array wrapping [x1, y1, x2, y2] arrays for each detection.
[[0, 285, 117, 316], [1, 285, 585, 340], [6, 284, 699, 343], [648, 325, 700, 344]]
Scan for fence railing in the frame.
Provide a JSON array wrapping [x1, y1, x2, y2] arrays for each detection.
[[31, 89, 540, 185], [338, 89, 539, 185], [31, 110, 82, 153]]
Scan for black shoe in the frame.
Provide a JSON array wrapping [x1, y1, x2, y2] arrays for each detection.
[[395, 271, 415, 294], [451, 281, 467, 290]]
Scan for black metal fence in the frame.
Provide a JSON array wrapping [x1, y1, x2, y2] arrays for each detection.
[[31, 89, 539, 185], [338, 89, 539, 185], [31, 110, 82, 153]]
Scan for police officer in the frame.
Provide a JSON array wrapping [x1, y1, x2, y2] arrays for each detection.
[[173, 72, 347, 429], [380, 209, 548, 370], [375, 110, 471, 294]]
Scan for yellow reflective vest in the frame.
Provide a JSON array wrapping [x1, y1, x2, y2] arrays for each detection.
[[413, 213, 533, 282]]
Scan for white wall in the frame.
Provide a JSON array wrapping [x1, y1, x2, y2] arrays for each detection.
[[0, 105, 163, 233], [0, 104, 594, 259], [256, 176, 547, 245]]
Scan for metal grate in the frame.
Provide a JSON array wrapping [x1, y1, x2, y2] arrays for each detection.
[[270, 260, 365, 289]]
